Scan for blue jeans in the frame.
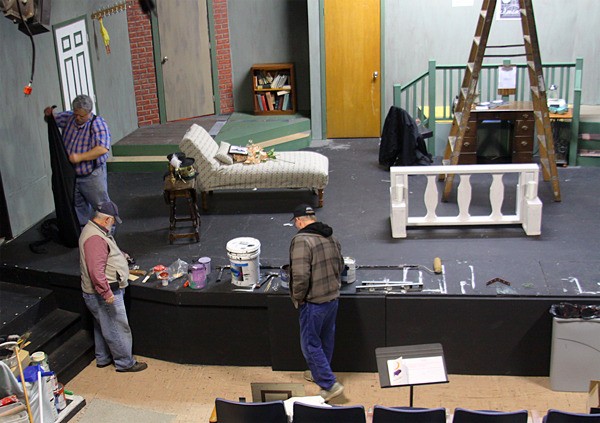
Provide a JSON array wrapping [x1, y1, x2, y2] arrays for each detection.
[[83, 289, 135, 370], [299, 299, 339, 390], [75, 163, 111, 226]]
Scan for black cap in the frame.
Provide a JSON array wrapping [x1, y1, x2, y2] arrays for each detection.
[[290, 204, 315, 221], [97, 201, 122, 224]]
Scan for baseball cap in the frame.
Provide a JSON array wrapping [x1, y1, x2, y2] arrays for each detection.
[[290, 204, 315, 221], [97, 201, 122, 224]]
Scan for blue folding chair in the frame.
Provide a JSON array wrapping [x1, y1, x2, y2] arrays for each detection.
[[293, 402, 366, 423], [452, 407, 528, 423], [215, 397, 288, 423], [372, 405, 447, 422], [542, 409, 600, 423]]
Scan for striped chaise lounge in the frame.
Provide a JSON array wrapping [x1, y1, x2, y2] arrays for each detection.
[[179, 124, 329, 210]]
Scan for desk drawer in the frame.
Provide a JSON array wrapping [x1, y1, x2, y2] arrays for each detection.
[[460, 137, 477, 153], [464, 122, 477, 137], [515, 119, 534, 136], [513, 135, 533, 152], [458, 153, 477, 164]]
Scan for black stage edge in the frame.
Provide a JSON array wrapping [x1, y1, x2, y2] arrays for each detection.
[[2, 139, 600, 376]]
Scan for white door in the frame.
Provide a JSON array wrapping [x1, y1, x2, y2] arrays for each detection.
[[54, 18, 96, 112]]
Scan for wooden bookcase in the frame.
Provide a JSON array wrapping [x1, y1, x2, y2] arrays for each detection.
[[251, 63, 296, 115]]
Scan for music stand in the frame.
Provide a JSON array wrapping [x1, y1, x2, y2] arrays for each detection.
[[375, 343, 449, 407]]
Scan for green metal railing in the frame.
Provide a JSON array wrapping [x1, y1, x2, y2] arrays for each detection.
[[393, 58, 583, 161]]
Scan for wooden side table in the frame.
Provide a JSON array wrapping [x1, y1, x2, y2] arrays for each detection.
[[163, 177, 200, 244]]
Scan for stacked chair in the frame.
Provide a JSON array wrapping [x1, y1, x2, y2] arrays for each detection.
[[213, 398, 600, 423], [292, 402, 366, 423], [372, 406, 447, 422], [542, 409, 600, 422], [452, 407, 528, 422], [214, 398, 287, 423]]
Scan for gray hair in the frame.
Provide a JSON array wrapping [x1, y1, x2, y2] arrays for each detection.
[[72, 94, 94, 112]]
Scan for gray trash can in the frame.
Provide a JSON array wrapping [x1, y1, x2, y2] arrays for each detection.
[[550, 317, 600, 392]]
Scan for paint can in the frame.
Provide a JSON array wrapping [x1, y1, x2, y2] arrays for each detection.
[[226, 237, 261, 287], [341, 257, 356, 284], [54, 383, 67, 412], [189, 263, 207, 289], [31, 351, 50, 372], [197, 256, 212, 274], [279, 264, 290, 289]]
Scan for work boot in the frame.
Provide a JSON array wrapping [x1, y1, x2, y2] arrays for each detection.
[[116, 361, 148, 373], [319, 381, 344, 402], [303, 370, 314, 382]]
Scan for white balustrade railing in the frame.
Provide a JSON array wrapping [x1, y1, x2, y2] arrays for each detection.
[[390, 164, 542, 238]]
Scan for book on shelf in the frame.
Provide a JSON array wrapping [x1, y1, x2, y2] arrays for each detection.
[[256, 94, 264, 111], [260, 94, 268, 112], [282, 93, 289, 111], [265, 92, 274, 110]]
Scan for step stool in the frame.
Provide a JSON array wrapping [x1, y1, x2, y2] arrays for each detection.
[[163, 177, 200, 244]]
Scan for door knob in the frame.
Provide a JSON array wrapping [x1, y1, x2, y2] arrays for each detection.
[[161, 56, 168, 64], [373, 71, 379, 79]]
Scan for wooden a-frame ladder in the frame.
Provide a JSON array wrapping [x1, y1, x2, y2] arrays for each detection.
[[440, 0, 561, 201]]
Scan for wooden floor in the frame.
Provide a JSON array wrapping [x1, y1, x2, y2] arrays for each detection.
[[65, 356, 590, 422]]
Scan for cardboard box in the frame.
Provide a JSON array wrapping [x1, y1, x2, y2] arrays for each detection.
[[589, 380, 600, 414], [9, 349, 30, 377]]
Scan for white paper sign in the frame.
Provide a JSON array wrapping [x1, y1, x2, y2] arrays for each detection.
[[498, 66, 517, 89], [387, 355, 447, 386]]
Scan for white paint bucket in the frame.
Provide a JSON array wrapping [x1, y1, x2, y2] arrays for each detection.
[[226, 237, 261, 287], [341, 257, 356, 284]]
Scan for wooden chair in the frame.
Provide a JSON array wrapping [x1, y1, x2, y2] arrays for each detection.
[[542, 409, 600, 422], [292, 402, 366, 423], [372, 405, 447, 422], [452, 408, 528, 423], [163, 177, 200, 244], [214, 397, 287, 423]]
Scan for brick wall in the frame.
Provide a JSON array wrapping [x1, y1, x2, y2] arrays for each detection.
[[213, 0, 234, 113], [126, 0, 159, 127], [126, 0, 234, 126]]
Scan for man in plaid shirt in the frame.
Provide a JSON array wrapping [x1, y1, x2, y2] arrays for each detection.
[[289, 204, 345, 402], [44, 94, 112, 226]]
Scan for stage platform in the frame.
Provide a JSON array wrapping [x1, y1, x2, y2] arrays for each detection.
[[1, 136, 599, 376]]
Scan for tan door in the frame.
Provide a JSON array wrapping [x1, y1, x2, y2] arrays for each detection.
[[156, 0, 214, 121], [325, 0, 381, 138]]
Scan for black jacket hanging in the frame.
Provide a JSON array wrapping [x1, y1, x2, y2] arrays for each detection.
[[378, 106, 433, 168]]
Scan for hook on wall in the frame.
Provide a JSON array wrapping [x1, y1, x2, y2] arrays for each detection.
[[91, 1, 127, 21]]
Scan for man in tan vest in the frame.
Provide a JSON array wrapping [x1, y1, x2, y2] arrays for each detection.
[[79, 201, 147, 372]]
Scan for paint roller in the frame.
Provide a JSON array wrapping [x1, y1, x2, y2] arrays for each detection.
[[433, 257, 442, 274]]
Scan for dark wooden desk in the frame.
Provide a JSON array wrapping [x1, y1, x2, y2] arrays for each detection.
[[459, 101, 535, 164]]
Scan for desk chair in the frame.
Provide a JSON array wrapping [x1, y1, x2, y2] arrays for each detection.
[[452, 407, 528, 423], [214, 398, 287, 423], [292, 402, 366, 423], [542, 409, 600, 422], [372, 405, 447, 422]]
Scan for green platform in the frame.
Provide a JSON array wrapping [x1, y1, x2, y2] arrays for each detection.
[[108, 112, 311, 172]]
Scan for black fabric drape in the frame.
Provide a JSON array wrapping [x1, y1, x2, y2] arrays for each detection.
[[46, 114, 80, 247]]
